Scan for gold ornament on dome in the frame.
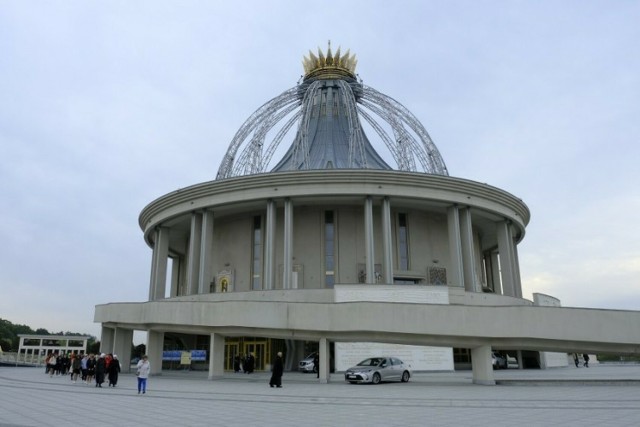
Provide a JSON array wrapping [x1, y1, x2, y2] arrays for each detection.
[[302, 41, 357, 80]]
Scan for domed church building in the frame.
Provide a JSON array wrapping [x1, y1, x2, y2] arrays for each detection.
[[95, 44, 640, 385]]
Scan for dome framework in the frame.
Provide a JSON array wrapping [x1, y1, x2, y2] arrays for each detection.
[[216, 46, 448, 179]]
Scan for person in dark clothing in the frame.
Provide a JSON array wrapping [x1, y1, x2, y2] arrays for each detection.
[[313, 353, 320, 378], [573, 353, 580, 367], [95, 353, 106, 387], [233, 355, 241, 373], [245, 353, 255, 374], [107, 354, 121, 387], [269, 352, 284, 388], [583, 354, 590, 368]]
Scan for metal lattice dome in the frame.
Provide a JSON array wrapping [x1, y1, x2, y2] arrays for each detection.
[[216, 43, 448, 180]]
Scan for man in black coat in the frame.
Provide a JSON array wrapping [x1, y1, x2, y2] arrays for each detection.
[[269, 352, 284, 388]]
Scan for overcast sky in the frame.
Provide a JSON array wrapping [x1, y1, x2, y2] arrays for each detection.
[[1, 1, 639, 340]]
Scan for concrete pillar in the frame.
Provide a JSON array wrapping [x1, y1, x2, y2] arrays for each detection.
[[170, 257, 180, 297], [283, 198, 293, 289], [497, 221, 516, 297], [447, 206, 464, 287], [364, 196, 375, 284], [149, 227, 170, 300], [490, 252, 502, 294], [198, 210, 215, 294], [517, 350, 524, 369], [381, 197, 393, 284], [112, 328, 134, 373], [319, 337, 330, 384], [186, 212, 203, 295], [512, 243, 522, 298], [264, 200, 276, 290], [147, 330, 164, 376], [460, 207, 478, 292], [208, 333, 225, 379], [471, 345, 495, 385], [100, 326, 115, 355]]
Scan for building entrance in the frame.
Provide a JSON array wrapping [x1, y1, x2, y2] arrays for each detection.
[[243, 340, 268, 371], [224, 338, 270, 371], [224, 342, 240, 371]]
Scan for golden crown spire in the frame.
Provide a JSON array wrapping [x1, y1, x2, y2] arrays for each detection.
[[302, 41, 357, 80]]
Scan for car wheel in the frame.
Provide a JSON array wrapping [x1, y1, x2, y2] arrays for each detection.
[[401, 371, 410, 382], [372, 373, 381, 385]]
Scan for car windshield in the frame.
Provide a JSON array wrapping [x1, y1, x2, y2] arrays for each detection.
[[356, 358, 382, 367]]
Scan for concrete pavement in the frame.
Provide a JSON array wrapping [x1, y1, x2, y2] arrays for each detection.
[[1, 364, 640, 426]]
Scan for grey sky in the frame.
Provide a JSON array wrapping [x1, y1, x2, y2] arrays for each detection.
[[1, 1, 638, 339]]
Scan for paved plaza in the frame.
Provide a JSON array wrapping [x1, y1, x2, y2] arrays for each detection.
[[1, 364, 640, 426]]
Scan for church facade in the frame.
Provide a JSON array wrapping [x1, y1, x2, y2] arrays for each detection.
[[95, 45, 640, 384]]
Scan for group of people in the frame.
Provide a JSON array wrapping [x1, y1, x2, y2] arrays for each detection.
[[233, 353, 256, 374], [573, 353, 590, 367], [231, 351, 285, 388], [45, 352, 122, 386]]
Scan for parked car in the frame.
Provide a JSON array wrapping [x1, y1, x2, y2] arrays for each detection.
[[492, 352, 507, 370], [344, 357, 411, 384], [298, 352, 317, 373], [506, 355, 518, 368]]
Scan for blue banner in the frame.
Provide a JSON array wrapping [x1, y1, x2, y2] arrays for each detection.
[[162, 350, 207, 362]]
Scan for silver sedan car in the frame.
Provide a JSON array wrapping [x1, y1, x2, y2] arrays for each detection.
[[344, 357, 411, 384]]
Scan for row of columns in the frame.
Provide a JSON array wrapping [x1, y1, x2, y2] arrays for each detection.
[[148, 199, 522, 299], [448, 205, 522, 296], [103, 325, 497, 384]]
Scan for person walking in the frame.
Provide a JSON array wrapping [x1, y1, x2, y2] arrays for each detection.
[[136, 355, 151, 394], [95, 353, 106, 387], [80, 354, 89, 382], [71, 353, 81, 383], [108, 354, 121, 387], [313, 353, 320, 379], [583, 354, 590, 368], [573, 353, 580, 367], [233, 354, 241, 373], [86, 354, 96, 385], [269, 352, 284, 388], [47, 353, 57, 377], [245, 353, 255, 374]]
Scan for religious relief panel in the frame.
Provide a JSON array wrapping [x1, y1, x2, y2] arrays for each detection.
[[216, 270, 234, 293]]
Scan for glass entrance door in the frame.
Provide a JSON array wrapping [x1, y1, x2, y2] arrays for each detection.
[[243, 341, 268, 371], [224, 342, 240, 371]]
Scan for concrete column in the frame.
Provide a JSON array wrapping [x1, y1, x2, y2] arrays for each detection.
[[208, 333, 225, 379], [497, 220, 516, 297], [149, 227, 170, 300], [186, 212, 203, 295], [381, 197, 393, 284], [170, 257, 180, 297], [512, 243, 522, 298], [283, 198, 293, 289], [516, 350, 524, 369], [100, 326, 115, 355], [490, 252, 502, 294], [460, 208, 478, 292], [112, 328, 134, 373], [198, 210, 215, 294], [284, 339, 295, 371], [264, 200, 276, 290], [364, 196, 375, 284], [471, 345, 495, 385], [319, 337, 330, 384], [147, 330, 164, 376], [447, 206, 464, 287]]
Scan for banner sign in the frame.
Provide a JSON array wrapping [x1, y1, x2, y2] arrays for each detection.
[[162, 350, 207, 362]]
